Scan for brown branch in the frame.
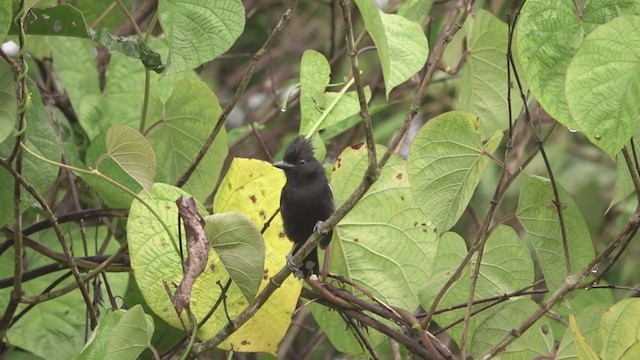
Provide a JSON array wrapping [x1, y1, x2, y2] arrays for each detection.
[[19, 242, 128, 304], [0, 254, 129, 289], [482, 206, 640, 358], [191, 0, 473, 356], [300, 288, 439, 360], [340, 0, 378, 181], [176, 0, 299, 187]]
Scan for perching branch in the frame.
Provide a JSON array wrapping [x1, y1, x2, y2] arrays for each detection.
[[190, 0, 473, 356]]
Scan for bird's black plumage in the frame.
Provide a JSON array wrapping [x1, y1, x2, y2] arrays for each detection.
[[273, 137, 334, 278]]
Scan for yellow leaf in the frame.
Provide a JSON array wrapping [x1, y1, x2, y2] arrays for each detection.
[[209, 158, 302, 354], [569, 315, 599, 360]]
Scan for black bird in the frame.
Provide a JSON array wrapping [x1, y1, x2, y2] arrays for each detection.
[[273, 137, 334, 278]]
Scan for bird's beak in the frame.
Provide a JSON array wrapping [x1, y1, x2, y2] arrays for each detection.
[[273, 160, 295, 170]]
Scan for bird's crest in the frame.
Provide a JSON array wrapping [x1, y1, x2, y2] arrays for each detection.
[[283, 136, 315, 163]]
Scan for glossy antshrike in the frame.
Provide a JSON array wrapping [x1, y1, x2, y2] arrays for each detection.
[[273, 137, 334, 278]]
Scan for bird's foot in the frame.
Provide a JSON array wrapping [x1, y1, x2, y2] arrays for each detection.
[[286, 253, 304, 279], [313, 220, 326, 235]]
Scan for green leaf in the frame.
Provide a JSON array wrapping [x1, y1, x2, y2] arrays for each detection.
[[599, 298, 640, 359], [9, 4, 89, 38], [104, 125, 156, 191], [212, 158, 302, 353], [0, 226, 129, 360], [0, 0, 11, 40], [458, 9, 523, 139], [397, 0, 433, 23], [568, 315, 599, 360], [407, 111, 502, 233], [354, 0, 428, 98], [84, 128, 143, 209], [48, 37, 223, 203], [127, 184, 242, 333], [75, 1, 132, 31], [0, 61, 16, 144], [158, 0, 245, 74], [516, 175, 595, 292], [312, 145, 436, 354], [421, 226, 534, 344], [608, 151, 635, 212], [146, 77, 228, 202], [332, 146, 437, 312], [205, 212, 265, 301], [565, 15, 640, 157], [471, 299, 554, 358], [299, 50, 371, 137], [0, 81, 62, 227], [46, 37, 101, 138], [91, 29, 164, 73], [47, 36, 197, 140], [76, 305, 154, 360], [557, 303, 611, 359], [516, 0, 640, 130]]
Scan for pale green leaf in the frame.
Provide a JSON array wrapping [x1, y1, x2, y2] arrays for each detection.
[[421, 226, 534, 344], [313, 145, 437, 354], [0, 81, 62, 227], [599, 298, 640, 360], [47, 36, 197, 140], [516, 175, 595, 292], [0, 0, 11, 44], [0, 61, 16, 144], [105, 125, 156, 191], [158, 0, 245, 74], [516, 0, 640, 130], [147, 77, 228, 202], [568, 315, 599, 360], [354, 0, 428, 97], [565, 15, 640, 157], [127, 184, 256, 347], [76, 305, 154, 360], [205, 212, 265, 301], [0, 226, 129, 360], [84, 129, 143, 209], [397, 0, 432, 23], [299, 50, 372, 137], [408, 111, 502, 233], [458, 9, 523, 139], [471, 299, 554, 359], [557, 303, 611, 359]]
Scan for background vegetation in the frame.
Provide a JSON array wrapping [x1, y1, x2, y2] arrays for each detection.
[[1, 0, 640, 359]]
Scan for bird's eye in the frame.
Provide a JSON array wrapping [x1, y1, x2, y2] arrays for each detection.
[[298, 159, 307, 166]]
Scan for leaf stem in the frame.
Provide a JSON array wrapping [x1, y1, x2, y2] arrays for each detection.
[[19, 143, 178, 250]]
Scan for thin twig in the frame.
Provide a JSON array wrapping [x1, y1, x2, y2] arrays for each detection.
[[19, 243, 128, 304], [191, 1, 472, 356], [176, 0, 299, 187], [482, 206, 640, 359], [340, 0, 378, 180]]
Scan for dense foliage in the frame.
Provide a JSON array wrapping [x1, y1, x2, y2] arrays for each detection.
[[1, 0, 640, 359]]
